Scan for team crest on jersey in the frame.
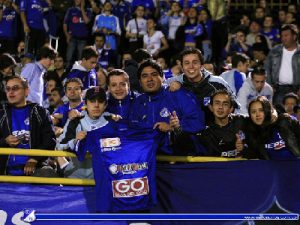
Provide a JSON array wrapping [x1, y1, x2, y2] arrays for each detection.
[[24, 117, 30, 126], [112, 177, 149, 198], [100, 138, 121, 152], [109, 162, 148, 175], [160, 107, 170, 117], [203, 97, 210, 106]]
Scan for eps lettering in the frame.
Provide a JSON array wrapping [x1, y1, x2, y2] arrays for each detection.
[[0, 210, 31, 225]]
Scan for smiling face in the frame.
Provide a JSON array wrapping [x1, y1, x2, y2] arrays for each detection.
[[181, 53, 202, 83], [249, 101, 265, 125], [139, 66, 163, 93], [108, 75, 129, 100]]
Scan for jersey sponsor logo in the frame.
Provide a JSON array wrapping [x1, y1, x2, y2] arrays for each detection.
[[100, 137, 121, 152], [109, 162, 148, 175], [221, 150, 238, 157], [160, 107, 170, 117], [265, 140, 286, 150], [203, 97, 210, 106], [112, 177, 149, 198], [24, 117, 30, 126]]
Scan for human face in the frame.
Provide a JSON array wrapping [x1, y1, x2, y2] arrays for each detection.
[[249, 22, 260, 33], [1, 65, 15, 77], [6, 78, 28, 107], [199, 10, 208, 22], [140, 66, 163, 93], [188, 7, 197, 19], [65, 82, 82, 101], [209, 94, 233, 120], [108, 75, 129, 100], [49, 91, 62, 107], [135, 6, 145, 17], [147, 19, 156, 30], [171, 2, 180, 13], [42, 58, 54, 70], [46, 80, 57, 94], [255, 8, 264, 19], [97, 70, 107, 88], [86, 99, 107, 119], [54, 57, 64, 70], [156, 57, 167, 70], [278, 10, 286, 23], [251, 74, 266, 92], [284, 98, 297, 115], [181, 54, 202, 82], [249, 101, 265, 125], [203, 63, 214, 74], [281, 29, 297, 49], [81, 57, 98, 71], [236, 31, 246, 43], [17, 41, 25, 54], [263, 17, 273, 28], [103, 2, 112, 12], [122, 53, 132, 68], [94, 36, 105, 49]]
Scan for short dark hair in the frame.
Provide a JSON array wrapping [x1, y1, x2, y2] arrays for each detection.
[[280, 24, 298, 37], [137, 59, 163, 80], [210, 89, 235, 108], [81, 46, 99, 60], [5, 75, 29, 89], [251, 67, 266, 77], [133, 49, 152, 64], [36, 45, 57, 61], [179, 48, 204, 65], [107, 69, 129, 85], [0, 53, 16, 71], [94, 32, 106, 43], [64, 78, 83, 90], [231, 53, 249, 68], [51, 87, 64, 97], [282, 92, 299, 105]]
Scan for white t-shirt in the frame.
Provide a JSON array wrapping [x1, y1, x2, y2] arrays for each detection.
[[278, 48, 296, 85], [143, 30, 164, 55], [126, 18, 147, 42], [168, 15, 183, 40]]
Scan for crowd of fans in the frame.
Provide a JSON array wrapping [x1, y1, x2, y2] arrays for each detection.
[[0, 0, 300, 211]]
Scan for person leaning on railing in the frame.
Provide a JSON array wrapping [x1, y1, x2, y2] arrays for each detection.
[[0, 75, 56, 176]]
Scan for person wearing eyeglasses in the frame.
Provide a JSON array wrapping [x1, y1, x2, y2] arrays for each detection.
[[0, 75, 56, 176]]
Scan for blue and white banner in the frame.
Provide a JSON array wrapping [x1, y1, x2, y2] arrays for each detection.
[[0, 160, 299, 225]]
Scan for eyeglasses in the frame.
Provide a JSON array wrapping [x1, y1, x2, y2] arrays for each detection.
[[5, 85, 24, 92]]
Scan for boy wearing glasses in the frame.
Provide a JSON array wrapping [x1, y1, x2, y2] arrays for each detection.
[[0, 75, 56, 175]]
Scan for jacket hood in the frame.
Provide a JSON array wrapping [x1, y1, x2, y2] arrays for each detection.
[[71, 61, 88, 72]]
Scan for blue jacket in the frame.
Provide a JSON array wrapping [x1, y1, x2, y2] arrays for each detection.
[[128, 87, 205, 133], [106, 92, 138, 132]]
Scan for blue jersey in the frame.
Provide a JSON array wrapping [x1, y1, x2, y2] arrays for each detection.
[[107, 92, 137, 132], [7, 106, 31, 175], [0, 8, 17, 39], [20, 0, 46, 30], [95, 14, 119, 50], [67, 69, 97, 89], [64, 7, 92, 38], [265, 130, 297, 160], [184, 23, 204, 47], [76, 124, 161, 212], [53, 101, 85, 127]]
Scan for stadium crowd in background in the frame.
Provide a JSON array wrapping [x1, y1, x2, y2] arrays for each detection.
[[0, 0, 300, 213]]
